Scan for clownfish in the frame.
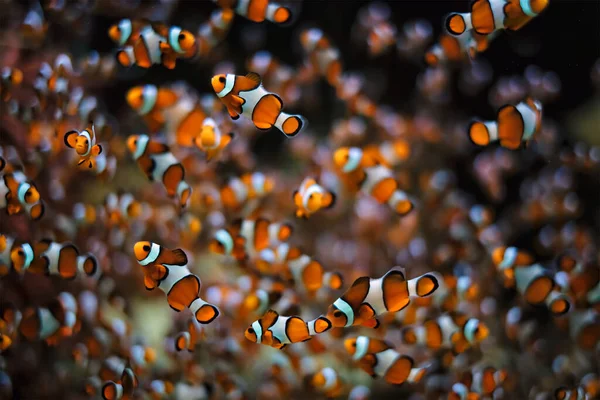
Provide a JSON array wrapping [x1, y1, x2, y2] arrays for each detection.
[[367, 21, 397, 57], [569, 309, 600, 349], [257, 243, 344, 295], [0, 235, 34, 276], [21, 1, 48, 45], [79, 51, 117, 82], [400, 312, 489, 354], [0, 167, 45, 220], [468, 366, 507, 396], [26, 240, 80, 280], [211, 72, 306, 138], [492, 246, 534, 273], [175, 319, 205, 352], [293, 178, 336, 219], [133, 242, 219, 324], [64, 124, 103, 169], [209, 218, 293, 261], [150, 23, 198, 69], [425, 32, 493, 66], [126, 84, 177, 132], [101, 367, 137, 400], [244, 309, 332, 349], [219, 172, 274, 210], [197, 9, 235, 56], [299, 28, 343, 87], [194, 118, 234, 161], [468, 98, 543, 149], [108, 19, 147, 46], [1, 67, 23, 101], [19, 292, 78, 344], [360, 165, 414, 215], [309, 367, 344, 398], [213, 0, 293, 25], [449, 383, 482, 400], [115, 25, 164, 69], [445, 0, 549, 37], [127, 135, 192, 209], [332, 146, 379, 191], [513, 263, 571, 315], [324, 268, 440, 329], [103, 192, 143, 228], [344, 336, 428, 385]]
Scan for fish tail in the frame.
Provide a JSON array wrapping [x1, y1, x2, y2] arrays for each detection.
[[274, 112, 306, 138]]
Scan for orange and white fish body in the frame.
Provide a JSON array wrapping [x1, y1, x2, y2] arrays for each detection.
[[194, 118, 234, 161], [213, 0, 292, 25], [360, 165, 414, 215], [64, 124, 104, 169], [293, 178, 336, 219], [211, 72, 306, 137]]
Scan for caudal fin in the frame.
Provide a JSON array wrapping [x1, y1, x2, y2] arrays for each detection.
[[274, 112, 306, 138]]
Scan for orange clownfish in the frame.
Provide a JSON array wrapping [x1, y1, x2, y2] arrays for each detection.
[[101, 367, 137, 400], [211, 72, 306, 138], [194, 118, 234, 161], [127, 135, 192, 208], [133, 242, 219, 324], [210, 218, 293, 261], [26, 240, 80, 280], [324, 268, 440, 329], [150, 24, 198, 69], [309, 367, 344, 398], [115, 25, 164, 69], [244, 309, 332, 349], [1, 67, 24, 101], [293, 177, 336, 219], [299, 28, 343, 86], [197, 9, 235, 56], [64, 124, 103, 169], [445, 0, 549, 37], [513, 263, 571, 315], [108, 19, 146, 46], [1, 235, 34, 276], [0, 168, 45, 220], [332, 146, 378, 191], [175, 319, 205, 352], [425, 32, 492, 66], [126, 84, 178, 132], [19, 292, 78, 344], [344, 336, 427, 385], [360, 165, 414, 216], [220, 172, 274, 210], [469, 98, 543, 149], [400, 312, 489, 354], [213, 0, 293, 25]]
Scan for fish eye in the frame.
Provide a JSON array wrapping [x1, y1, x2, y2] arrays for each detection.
[[248, 328, 255, 334], [18, 250, 24, 256], [219, 76, 226, 83], [25, 191, 31, 198], [179, 34, 185, 40], [143, 245, 150, 252], [351, 342, 356, 347], [333, 310, 343, 318]]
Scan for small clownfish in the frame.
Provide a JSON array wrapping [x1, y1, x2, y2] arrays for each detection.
[[103, 192, 143, 228], [148, 23, 198, 69], [19, 292, 78, 344], [1, 67, 24, 101], [449, 383, 482, 400], [194, 118, 234, 161], [360, 165, 414, 216], [209, 218, 293, 261], [27, 240, 80, 280], [197, 9, 235, 56], [400, 312, 489, 354], [324, 268, 440, 329], [133, 241, 220, 324], [128, 344, 157, 373], [21, 1, 48, 45], [175, 319, 205, 352], [469, 366, 508, 396], [344, 336, 428, 385], [64, 124, 103, 169], [211, 72, 306, 138], [299, 28, 343, 87], [309, 367, 344, 398], [213, 0, 293, 25], [101, 367, 137, 400], [257, 243, 344, 295], [445, 0, 549, 37], [77, 253, 100, 280], [220, 172, 274, 210], [513, 263, 571, 315], [425, 32, 492, 66], [116, 25, 164, 69], [127, 135, 192, 209], [556, 254, 600, 303], [367, 21, 397, 57], [125, 84, 178, 132], [79, 51, 117, 81], [148, 380, 175, 399], [108, 19, 146, 46], [0, 168, 45, 220], [332, 146, 378, 190], [492, 246, 534, 278], [468, 98, 543, 149], [364, 139, 412, 168], [245, 309, 332, 349], [0, 332, 11, 352], [0, 235, 34, 276], [293, 178, 336, 219]]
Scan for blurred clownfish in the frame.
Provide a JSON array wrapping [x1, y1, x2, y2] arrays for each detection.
[[210, 218, 293, 261], [1, 67, 24, 101], [213, 0, 293, 25], [126, 84, 178, 132], [400, 312, 489, 354], [19, 292, 78, 344], [127, 135, 192, 209], [101, 367, 137, 400], [293, 177, 336, 219], [194, 118, 234, 161], [27, 240, 80, 280], [445, 0, 549, 37], [425, 32, 492, 66], [64, 124, 103, 169], [309, 367, 344, 398], [150, 23, 198, 69], [211, 72, 306, 137], [325, 268, 440, 329], [344, 336, 427, 385], [0, 165, 45, 220], [244, 309, 332, 349], [175, 319, 205, 352], [449, 383, 482, 400], [133, 241, 220, 324], [299, 28, 343, 86], [108, 19, 147, 46], [468, 98, 543, 149], [220, 172, 274, 211], [115, 25, 165, 69], [0, 235, 34, 276], [197, 9, 235, 56], [332, 146, 378, 191], [360, 165, 414, 216]]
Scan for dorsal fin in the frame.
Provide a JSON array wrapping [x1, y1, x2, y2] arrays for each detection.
[[170, 249, 188, 266], [245, 72, 262, 85]]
